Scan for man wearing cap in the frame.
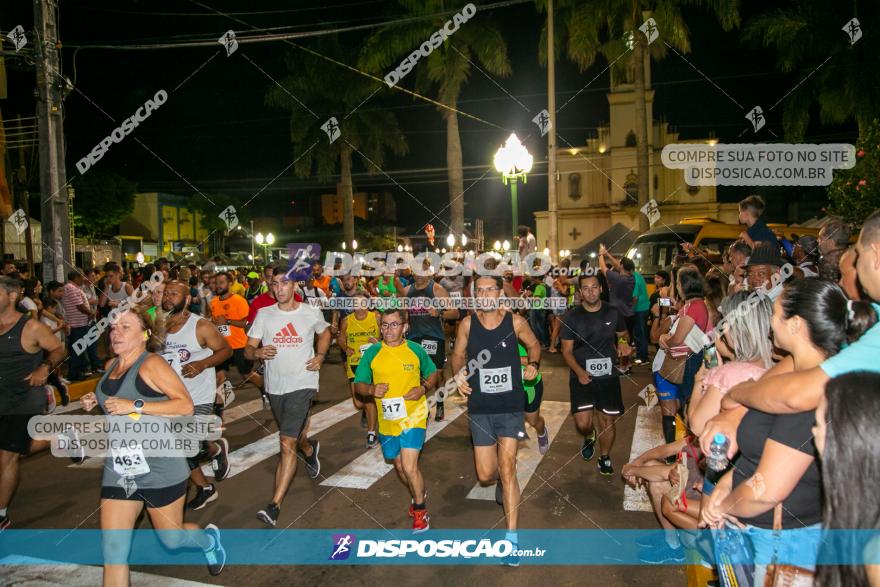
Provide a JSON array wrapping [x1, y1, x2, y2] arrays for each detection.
[[743, 243, 788, 298], [792, 235, 819, 277], [244, 271, 263, 302]]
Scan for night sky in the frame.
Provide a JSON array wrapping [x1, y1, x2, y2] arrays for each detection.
[[3, 0, 858, 241]]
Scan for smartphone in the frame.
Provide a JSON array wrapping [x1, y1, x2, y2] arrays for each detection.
[[703, 345, 719, 369], [659, 297, 671, 307]]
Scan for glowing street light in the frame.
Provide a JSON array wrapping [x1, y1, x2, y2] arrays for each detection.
[[341, 242, 347, 250], [502, 240, 510, 252], [255, 232, 264, 245], [446, 233, 455, 247], [461, 234, 468, 246], [352, 239, 358, 251], [397, 244, 403, 252], [493, 240, 502, 251], [494, 133, 533, 240]]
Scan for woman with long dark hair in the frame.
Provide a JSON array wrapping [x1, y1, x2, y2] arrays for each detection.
[[814, 371, 880, 587], [702, 278, 875, 584]]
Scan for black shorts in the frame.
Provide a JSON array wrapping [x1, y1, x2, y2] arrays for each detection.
[[218, 348, 254, 376], [525, 379, 544, 414], [469, 412, 527, 446], [0, 414, 35, 454], [569, 376, 624, 416], [100, 480, 188, 508]]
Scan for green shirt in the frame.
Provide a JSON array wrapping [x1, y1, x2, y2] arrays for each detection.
[[633, 272, 650, 312], [518, 344, 542, 404]]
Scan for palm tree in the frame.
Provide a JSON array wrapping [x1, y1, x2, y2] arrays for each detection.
[[359, 1, 511, 237], [742, 0, 879, 140], [539, 0, 739, 231], [267, 37, 408, 248]]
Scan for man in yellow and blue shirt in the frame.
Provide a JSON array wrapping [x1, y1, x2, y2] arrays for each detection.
[[354, 308, 438, 533]]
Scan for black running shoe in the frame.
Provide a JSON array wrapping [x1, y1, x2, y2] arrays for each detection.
[[598, 455, 614, 476], [211, 438, 231, 481], [204, 524, 226, 576], [581, 430, 596, 461], [302, 439, 320, 479], [187, 485, 219, 511], [366, 432, 378, 449], [434, 402, 445, 422], [257, 502, 280, 526]]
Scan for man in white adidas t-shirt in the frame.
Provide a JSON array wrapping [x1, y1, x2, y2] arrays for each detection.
[[245, 266, 331, 527]]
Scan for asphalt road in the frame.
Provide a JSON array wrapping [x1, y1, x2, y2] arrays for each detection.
[[7, 348, 686, 586]]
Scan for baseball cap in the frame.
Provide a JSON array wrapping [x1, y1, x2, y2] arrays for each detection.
[[247, 271, 259, 279]]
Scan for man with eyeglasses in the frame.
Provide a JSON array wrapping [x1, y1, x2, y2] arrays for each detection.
[[245, 266, 331, 527], [451, 274, 541, 566], [560, 273, 631, 476], [354, 309, 439, 533]]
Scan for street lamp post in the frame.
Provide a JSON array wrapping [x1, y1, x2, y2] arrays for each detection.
[[250, 220, 256, 261], [494, 133, 533, 241]]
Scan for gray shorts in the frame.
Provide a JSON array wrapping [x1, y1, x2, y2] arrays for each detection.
[[469, 412, 527, 446], [187, 403, 215, 470], [268, 389, 317, 439]]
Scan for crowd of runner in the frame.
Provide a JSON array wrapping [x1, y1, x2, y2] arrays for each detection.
[[0, 202, 878, 584]]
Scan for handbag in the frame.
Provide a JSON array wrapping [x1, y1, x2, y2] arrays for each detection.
[[763, 504, 815, 587], [659, 347, 687, 384]]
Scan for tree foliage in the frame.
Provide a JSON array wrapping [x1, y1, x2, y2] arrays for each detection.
[[70, 170, 137, 237], [828, 119, 880, 227]]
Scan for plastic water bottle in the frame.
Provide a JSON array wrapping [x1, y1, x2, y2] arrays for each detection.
[[702, 433, 730, 496]]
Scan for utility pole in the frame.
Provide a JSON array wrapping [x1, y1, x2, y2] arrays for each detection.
[[546, 0, 559, 260], [34, 0, 73, 282], [15, 116, 35, 274]]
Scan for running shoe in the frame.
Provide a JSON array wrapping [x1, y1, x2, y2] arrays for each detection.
[[366, 432, 378, 449], [257, 503, 280, 527], [581, 430, 596, 461], [537, 430, 550, 455], [44, 385, 57, 415], [412, 509, 430, 534], [222, 386, 236, 409], [495, 480, 504, 506], [204, 524, 226, 576], [261, 393, 271, 412], [0, 515, 9, 531], [502, 546, 520, 567], [638, 543, 685, 564], [58, 383, 70, 407], [211, 438, 231, 481], [434, 402, 445, 422], [302, 439, 320, 479], [187, 485, 219, 511], [598, 455, 614, 476]]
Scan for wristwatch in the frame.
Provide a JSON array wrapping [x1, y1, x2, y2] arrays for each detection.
[[133, 399, 145, 415]]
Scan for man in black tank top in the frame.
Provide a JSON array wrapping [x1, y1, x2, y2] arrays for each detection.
[[0, 276, 66, 530], [559, 273, 630, 477], [451, 275, 541, 565]]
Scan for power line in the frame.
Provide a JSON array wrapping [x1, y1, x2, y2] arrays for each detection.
[[76, 0, 388, 17]]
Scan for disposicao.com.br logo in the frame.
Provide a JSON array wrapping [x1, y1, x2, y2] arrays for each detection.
[[330, 536, 544, 560]]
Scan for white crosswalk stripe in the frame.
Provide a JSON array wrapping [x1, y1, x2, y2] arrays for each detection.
[[320, 402, 465, 489], [0, 556, 219, 586], [623, 405, 664, 512], [202, 399, 357, 480], [466, 400, 569, 500]]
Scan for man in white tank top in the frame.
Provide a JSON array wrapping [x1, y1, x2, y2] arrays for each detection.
[[162, 281, 234, 511]]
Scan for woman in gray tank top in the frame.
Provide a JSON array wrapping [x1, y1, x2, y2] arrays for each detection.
[[80, 305, 226, 582]]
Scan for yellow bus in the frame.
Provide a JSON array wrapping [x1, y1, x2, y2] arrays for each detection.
[[626, 217, 820, 288]]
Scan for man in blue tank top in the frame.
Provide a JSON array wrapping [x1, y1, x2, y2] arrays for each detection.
[[451, 274, 541, 566]]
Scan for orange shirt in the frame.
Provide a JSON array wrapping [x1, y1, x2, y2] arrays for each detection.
[[312, 275, 331, 296], [209, 294, 249, 349]]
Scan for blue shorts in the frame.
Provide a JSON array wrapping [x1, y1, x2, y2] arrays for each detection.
[[654, 371, 679, 401], [379, 427, 426, 460]]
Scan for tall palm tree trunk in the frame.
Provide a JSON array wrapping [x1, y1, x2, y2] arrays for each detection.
[[633, 23, 650, 232], [340, 144, 355, 248], [445, 96, 465, 237]]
